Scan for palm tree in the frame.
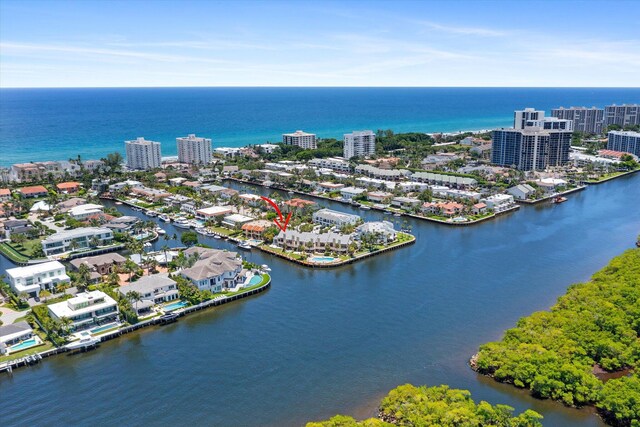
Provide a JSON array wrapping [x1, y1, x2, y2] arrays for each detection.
[[122, 259, 137, 283], [89, 235, 101, 248], [76, 263, 92, 291], [147, 258, 159, 275], [107, 269, 120, 287], [126, 291, 142, 314], [160, 244, 171, 264], [69, 239, 80, 253], [57, 282, 70, 295], [59, 316, 73, 336]]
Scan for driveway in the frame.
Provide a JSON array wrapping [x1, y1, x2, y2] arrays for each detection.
[[0, 305, 28, 324]]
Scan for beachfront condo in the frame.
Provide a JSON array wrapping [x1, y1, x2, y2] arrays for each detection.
[[125, 137, 162, 170], [343, 130, 376, 159], [176, 134, 213, 164], [283, 130, 317, 149]]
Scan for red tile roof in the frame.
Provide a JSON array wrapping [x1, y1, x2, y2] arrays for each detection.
[[19, 185, 48, 194]]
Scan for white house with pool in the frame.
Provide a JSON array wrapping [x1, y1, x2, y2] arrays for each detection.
[[179, 247, 245, 293], [48, 290, 119, 331]]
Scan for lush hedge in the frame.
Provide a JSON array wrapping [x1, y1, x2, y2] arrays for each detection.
[[306, 384, 542, 427], [474, 249, 640, 426]]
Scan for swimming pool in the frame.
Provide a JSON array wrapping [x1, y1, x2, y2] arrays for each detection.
[[163, 300, 188, 311], [309, 256, 336, 263], [246, 275, 263, 286], [9, 338, 38, 352], [91, 323, 119, 334]]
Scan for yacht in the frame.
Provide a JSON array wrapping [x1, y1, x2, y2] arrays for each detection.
[[360, 205, 371, 210], [195, 227, 208, 235], [393, 213, 402, 217], [237, 242, 252, 250], [261, 264, 271, 272], [159, 214, 170, 222], [146, 211, 158, 217], [155, 226, 166, 235], [66, 335, 100, 350], [213, 234, 222, 239], [173, 219, 191, 229]]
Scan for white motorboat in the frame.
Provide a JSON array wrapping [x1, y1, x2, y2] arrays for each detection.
[[173, 219, 191, 229], [195, 227, 208, 235], [146, 211, 158, 217], [393, 213, 401, 217], [155, 227, 166, 235], [261, 264, 271, 271], [237, 242, 252, 250], [66, 336, 100, 350], [213, 235, 222, 239], [159, 214, 170, 222]]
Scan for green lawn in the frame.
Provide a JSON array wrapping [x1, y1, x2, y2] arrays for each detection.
[[209, 226, 242, 237], [0, 242, 30, 263], [10, 238, 44, 257]]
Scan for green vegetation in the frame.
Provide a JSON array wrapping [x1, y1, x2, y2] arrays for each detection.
[[307, 384, 542, 427], [0, 242, 31, 263], [181, 231, 199, 247], [474, 249, 640, 426]]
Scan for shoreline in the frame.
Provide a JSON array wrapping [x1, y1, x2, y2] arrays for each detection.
[[0, 276, 271, 375]]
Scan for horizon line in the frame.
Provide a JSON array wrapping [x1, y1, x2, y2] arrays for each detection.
[[2, 85, 640, 90]]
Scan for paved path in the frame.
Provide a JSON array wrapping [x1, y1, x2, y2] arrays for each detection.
[[0, 305, 28, 324]]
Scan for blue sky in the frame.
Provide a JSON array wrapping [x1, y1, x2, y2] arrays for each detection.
[[1, 0, 639, 87]]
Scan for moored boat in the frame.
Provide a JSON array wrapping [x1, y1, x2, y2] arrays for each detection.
[[159, 214, 170, 222], [66, 336, 100, 350], [237, 242, 251, 250], [553, 196, 568, 204], [174, 219, 191, 228]]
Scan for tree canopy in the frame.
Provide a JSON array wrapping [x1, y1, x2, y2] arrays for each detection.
[[307, 384, 542, 427], [474, 249, 640, 426]]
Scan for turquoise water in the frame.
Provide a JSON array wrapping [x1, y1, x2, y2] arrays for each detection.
[[247, 275, 263, 286], [9, 338, 37, 351], [163, 300, 188, 311], [310, 256, 336, 263], [1, 87, 639, 166], [91, 323, 118, 334]]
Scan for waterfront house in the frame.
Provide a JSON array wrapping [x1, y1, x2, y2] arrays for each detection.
[[19, 185, 48, 198], [308, 157, 352, 173], [421, 201, 464, 217], [0, 322, 34, 354], [118, 273, 179, 314], [104, 216, 140, 233], [222, 214, 254, 229], [69, 203, 104, 221], [48, 290, 119, 331], [6, 261, 70, 297], [195, 206, 233, 220], [41, 227, 114, 256], [355, 221, 397, 244], [482, 194, 515, 212], [282, 198, 318, 214], [56, 182, 81, 194], [472, 203, 488, 215], [70, 252, 127, 279], [317, 181, 345, 192], [340, 186, 366, 202], [367, 191, 393, 203], [273, 230, 353, 253], [241, 220, 273, 239], [312, 208, 360, 228], [507, 184, 536, 201], [180, 248, 243, 293], [391, 196, 421, 210]]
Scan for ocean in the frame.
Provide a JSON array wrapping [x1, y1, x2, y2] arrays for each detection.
[[1, 87, 639, 166]]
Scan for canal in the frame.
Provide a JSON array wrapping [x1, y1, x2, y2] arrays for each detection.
[[1, 173, 639, 426]]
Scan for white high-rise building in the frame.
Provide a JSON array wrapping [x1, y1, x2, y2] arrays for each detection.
[[176, 134, 213, 164], [283, 130, 317, 149], [343, 130, 376, 159], [514, 108, 545, 130], [125, 137, 162, 170]]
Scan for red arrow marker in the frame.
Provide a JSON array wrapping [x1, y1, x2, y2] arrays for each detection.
[[260, 196, 292, 232]]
